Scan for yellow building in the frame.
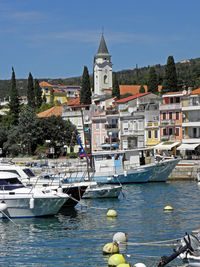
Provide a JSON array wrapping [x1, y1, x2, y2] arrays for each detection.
[[39, 81, 80, 104]]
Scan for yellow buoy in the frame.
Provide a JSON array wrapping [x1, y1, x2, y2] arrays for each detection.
[[108, 254, 126, 266], [107, 209, 118, 217], [164, 205, 173, 211], [103, 242, 119, 254]]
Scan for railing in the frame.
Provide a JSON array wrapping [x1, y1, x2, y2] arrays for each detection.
[[160, 103, 181, 110]]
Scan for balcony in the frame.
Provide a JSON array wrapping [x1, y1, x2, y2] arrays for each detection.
[[105, 124, 118, 129], [182, 99, 200, 111], [160, 119, 175, 126], [160, 103, 181, 111]]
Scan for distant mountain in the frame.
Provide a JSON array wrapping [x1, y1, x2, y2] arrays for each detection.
[[0, 57, 200, 99]]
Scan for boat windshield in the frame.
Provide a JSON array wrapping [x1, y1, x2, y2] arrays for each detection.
[[23, 168, 35, 178], [0, 178, 24, 190]]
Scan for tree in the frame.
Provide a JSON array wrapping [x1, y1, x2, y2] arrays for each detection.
[[139, 85, 145, 93], [38, 116, 78, 156], [34, 79, 43, 108], [50, 87, 54, 104], [27, 72, 35, 108], [112, 73, 120, 99], [147, 67, 158, 93], [80, 66, 91, 105], [162, 56, 178, 93], [9, 67, 20, 125]]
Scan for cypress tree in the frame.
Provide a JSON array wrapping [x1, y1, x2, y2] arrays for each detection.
[[34, 79, 42, 108], [9, 67, 20, 125], [50, 87, 54, 104], [147, 67, 158, 93], [112, 73, 120, 99], [27, 72, 35, 108], [162, 56, 178, 93], [80, 66, 91, 105], [139, 85, 145, 93]]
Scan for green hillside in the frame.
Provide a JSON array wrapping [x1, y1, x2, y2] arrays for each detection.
[[0, 57, 200, 99]]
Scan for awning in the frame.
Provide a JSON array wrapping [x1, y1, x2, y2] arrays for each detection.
[[177, 143, 199, 151], [153, 141, 180, 150], [101, 143, 119, 148]]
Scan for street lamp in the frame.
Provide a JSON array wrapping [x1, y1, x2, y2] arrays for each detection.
[[109, 132, 112, 151]]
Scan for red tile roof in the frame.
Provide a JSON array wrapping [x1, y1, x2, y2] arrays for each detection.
[[39, 81, 53, 87], [163, 91, 183, 95], [37, 106, 62, 118], [191, 88, 200, 95], [120, 85, 148, 95], [115, 92, 151, 103], [120, 84, 162, 95], [67, 97, 80, 106]]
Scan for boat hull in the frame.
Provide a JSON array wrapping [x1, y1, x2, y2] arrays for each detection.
[[0, 195, 67, 218], [148, 158, 180, 182], [82, 185, 122, 199]]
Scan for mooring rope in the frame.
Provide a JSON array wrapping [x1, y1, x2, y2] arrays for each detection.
[[117, 237, 181, 247], [0, 210, 19, 227]]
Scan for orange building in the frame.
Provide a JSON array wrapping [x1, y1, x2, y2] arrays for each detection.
[[159, 92, 184, 142]]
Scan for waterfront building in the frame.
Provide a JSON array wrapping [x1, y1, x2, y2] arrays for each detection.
[[159, 91, 183, 142], [115, 92, 159, 150], [178, 88, 200, 158]]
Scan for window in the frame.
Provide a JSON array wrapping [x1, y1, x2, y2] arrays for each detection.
[[175, 127, 180, 136], [104, 75, 108, 84], [148, 131, 152, 139], [163, 128, 167, 135], [193, 128, 197, 138], [175, 97, 180, 103], [176, 112, 179, 120], [169, 112, 173, 120], [169, 128, 173, 135], [96, 123, 99, 130], [170, 97, 174, 104], [154, 130, 158, 139], [163, 113, 166, 120]]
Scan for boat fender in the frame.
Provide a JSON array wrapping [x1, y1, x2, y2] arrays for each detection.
[[124, 171, 127, 177], [30, 197, 34, 209], [113, 232, 128, 244], [114, 174, 118, 178], [107, 209, 118, 217], [102, 242, 119, 254], [107, 177, 112, 181], [134, 264, 146, 267], [108, 254, 126, 266], [57, 187, 63, 194], [0, 201, 7, 211]]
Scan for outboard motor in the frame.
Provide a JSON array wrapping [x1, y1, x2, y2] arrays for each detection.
[[158, 233, 199, 266]]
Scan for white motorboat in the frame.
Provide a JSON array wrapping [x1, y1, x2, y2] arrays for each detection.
[[82, 183, 122, 199], [0, 172, 69, 218], [0, 160, 95, 207]]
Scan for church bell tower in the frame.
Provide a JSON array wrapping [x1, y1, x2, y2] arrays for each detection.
[[93, 34, 112, 96]]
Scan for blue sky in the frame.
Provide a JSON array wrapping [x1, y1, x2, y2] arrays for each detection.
[[0, 0, 200, 80]]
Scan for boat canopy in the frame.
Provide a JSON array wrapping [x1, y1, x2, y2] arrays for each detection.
[[177, 143, 199, 151]]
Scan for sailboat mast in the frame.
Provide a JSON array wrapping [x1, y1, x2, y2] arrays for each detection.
[[81, 108, 90, 181]]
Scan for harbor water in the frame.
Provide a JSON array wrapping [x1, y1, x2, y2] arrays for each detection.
[[1, 181, 200, 266]]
